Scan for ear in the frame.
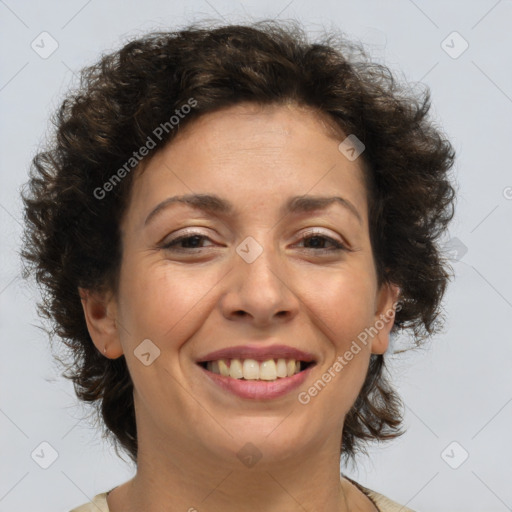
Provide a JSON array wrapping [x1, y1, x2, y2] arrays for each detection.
[[78, 286, 124, 359], [370, 281, 401, 355]]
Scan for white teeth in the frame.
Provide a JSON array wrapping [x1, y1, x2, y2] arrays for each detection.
[[259, 359, 277, 381], [218, 359, 230, 377], [276, 358, 288, 378], [242, 359, 260, 380], [229, 359, 244, 379], [205, 358, 307, 380]]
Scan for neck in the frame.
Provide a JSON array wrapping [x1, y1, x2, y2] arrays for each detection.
[[108, 420, 353, 512]]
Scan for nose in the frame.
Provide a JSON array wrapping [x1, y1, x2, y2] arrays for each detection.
[[219, 239, 300, 328]]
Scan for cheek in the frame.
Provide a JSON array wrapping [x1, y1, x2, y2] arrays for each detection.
[[299, 268, 376, 403], [115, 262, 219, 401], [302, 267, 376, 349], [117, 260, 219, 348]]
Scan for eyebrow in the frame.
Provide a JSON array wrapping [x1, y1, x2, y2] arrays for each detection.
[[144, 193, 362, 226]]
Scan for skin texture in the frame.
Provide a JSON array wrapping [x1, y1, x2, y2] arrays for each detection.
[[79, 102, 399, 512]]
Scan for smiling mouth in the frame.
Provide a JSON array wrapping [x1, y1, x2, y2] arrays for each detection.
[[198, 358, 315, 381]]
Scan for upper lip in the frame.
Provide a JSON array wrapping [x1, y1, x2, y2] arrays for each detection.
[[196, 344, 317, 363]]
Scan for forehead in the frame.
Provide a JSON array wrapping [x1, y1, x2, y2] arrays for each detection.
[[124, 102, 369, 228], [170, 101, 348, 152]]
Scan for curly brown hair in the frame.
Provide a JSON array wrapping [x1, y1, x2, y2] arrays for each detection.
[[20, 19, 456, 466]]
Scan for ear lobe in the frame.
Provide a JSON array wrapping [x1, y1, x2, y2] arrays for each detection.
[[370, 282, 401, 355], [78, 286, 124, 359]]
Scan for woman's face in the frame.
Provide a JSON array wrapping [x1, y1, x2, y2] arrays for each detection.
[[86, 102, 398, 466]]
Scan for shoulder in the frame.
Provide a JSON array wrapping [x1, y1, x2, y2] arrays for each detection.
[[364, 488, 416, 512], [70, 482, 415, 512], [343, 476, 416, 512], [69, 492, 109, 512]]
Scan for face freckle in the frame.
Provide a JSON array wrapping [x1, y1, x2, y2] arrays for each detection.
[[109, 101, 398, 463]]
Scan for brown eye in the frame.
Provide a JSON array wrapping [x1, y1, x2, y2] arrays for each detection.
[[296, 231, 346, 252], [162, 233, 214, 251]]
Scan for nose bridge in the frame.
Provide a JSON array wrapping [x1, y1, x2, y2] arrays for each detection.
[[221, 231, 298, 323], [236, 231, 283, 291]]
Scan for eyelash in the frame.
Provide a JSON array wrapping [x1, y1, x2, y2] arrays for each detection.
[[161, 230, 346, 253]]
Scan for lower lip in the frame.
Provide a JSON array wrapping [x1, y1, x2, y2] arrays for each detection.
[[197, 364, 314, 400]]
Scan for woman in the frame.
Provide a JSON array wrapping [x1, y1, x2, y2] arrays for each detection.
[[21, 20, 456, 512]]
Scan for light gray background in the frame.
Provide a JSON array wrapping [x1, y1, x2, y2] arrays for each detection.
[[1, 1, 511, 511]]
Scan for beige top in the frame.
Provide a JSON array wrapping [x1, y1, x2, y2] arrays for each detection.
[[347, 477, 415, 512], [69, 478, 415, 512]]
